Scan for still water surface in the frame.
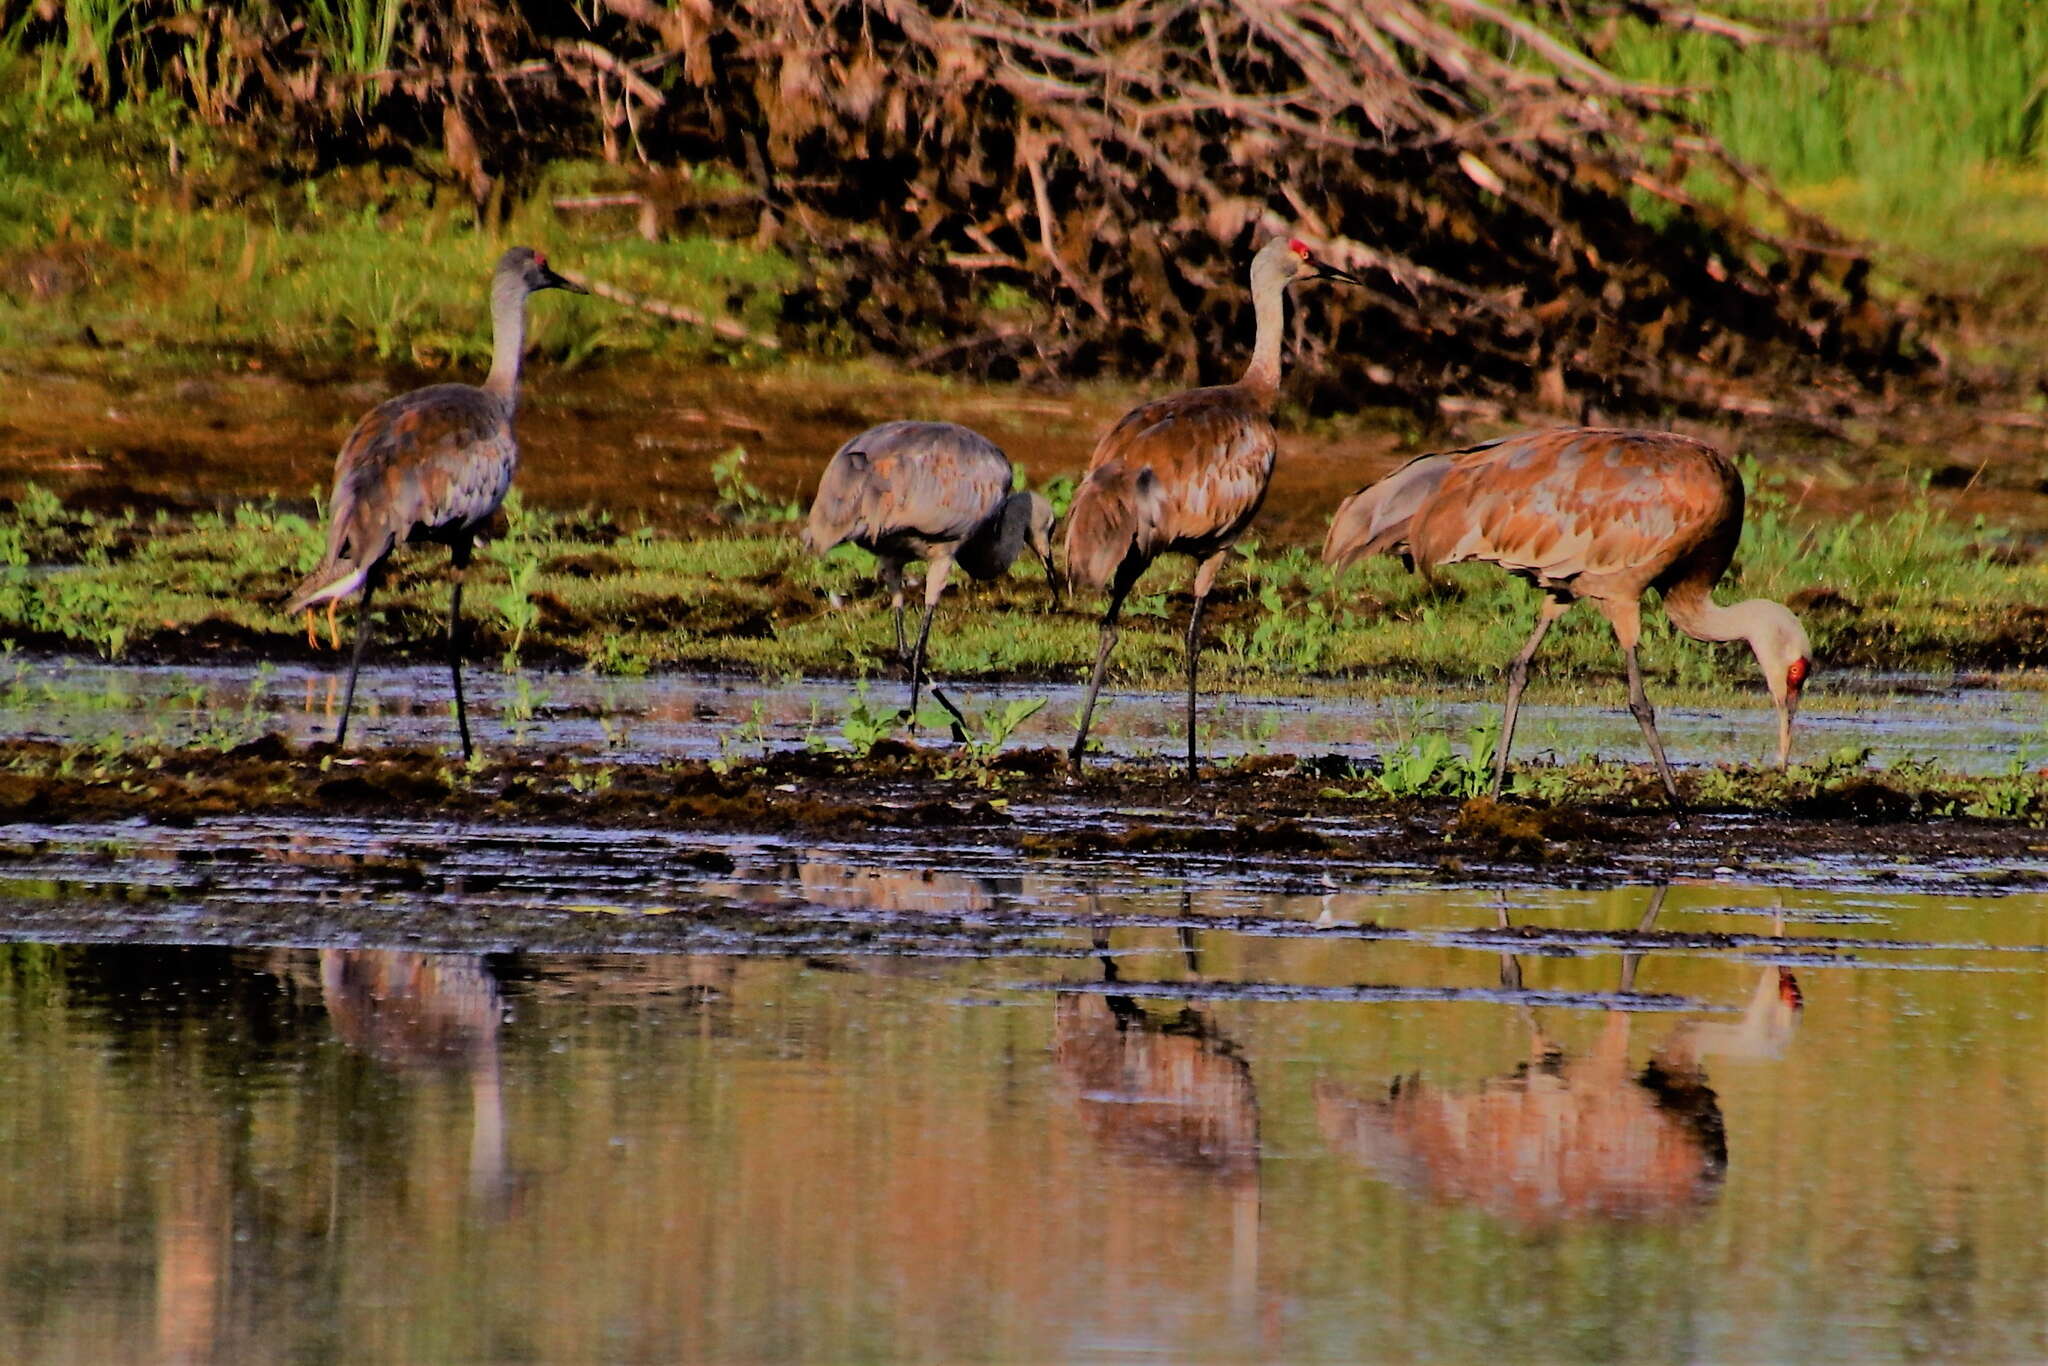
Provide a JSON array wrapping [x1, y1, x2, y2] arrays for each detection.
[[0, 837, 2041, 1363], [8, 659, 2042, 774]]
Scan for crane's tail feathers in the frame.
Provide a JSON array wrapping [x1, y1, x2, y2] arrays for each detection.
[[1061, 474, 1144, 596], [1321, 452, 1456, 570], [283, 560, 370, 617]]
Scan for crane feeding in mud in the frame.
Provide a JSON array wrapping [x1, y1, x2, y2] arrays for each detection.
[[1065, 235, 1361, 779], [1323, 427, 1812, 805], [802, 420, 1057, 726], [284, 246, 584, 759]]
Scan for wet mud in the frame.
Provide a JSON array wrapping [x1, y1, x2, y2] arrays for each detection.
[[8, 735, 2048, 902]]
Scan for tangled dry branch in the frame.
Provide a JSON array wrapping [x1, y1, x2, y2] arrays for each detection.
[[21, 0, 1936, 421]]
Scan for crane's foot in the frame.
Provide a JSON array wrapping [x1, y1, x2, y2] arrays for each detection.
[[326, 601, 342, 651], [303, 610, 318, 651]]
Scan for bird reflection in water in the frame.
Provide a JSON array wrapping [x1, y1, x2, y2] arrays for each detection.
[[1317, 887, 1805, 1229], [318, 949, 513, 1211], [796, 858, 1003, 915], [1054, 916, 1261, 1317]]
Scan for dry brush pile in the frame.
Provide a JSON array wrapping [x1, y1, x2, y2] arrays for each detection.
[[15, 0, 1936, 420]]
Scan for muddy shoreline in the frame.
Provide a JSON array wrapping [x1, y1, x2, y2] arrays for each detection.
[[7, 735, 2046, 904]]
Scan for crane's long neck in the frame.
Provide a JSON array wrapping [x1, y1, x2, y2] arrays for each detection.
[[956, 492, 1031, 580], [1239, 273, 1286, 405], [482, 276, 528, 403], [1662, 580, 1776, 646]]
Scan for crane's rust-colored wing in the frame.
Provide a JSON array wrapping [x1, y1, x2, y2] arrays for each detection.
[[1322, 451, 1456, 568], [287, 384, 512, 613], [1407, 428, 1736, 593], [803, 420, 1011, 555], [1066, 385, 1276, 592]]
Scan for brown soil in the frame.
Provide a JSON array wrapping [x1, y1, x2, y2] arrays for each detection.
[[8, 737, 2046, 889], [10, 366, 2048, 552]]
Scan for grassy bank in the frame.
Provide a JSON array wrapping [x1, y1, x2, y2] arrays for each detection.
[[3, 467, 2041, 698], [1609, 0, 2048, 282], [5, 4, 2048, 386]]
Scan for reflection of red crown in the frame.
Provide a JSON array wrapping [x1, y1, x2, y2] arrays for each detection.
[[1776, 968, 1804, 1010], [1288, 237, 1311, 258], [1786, 657, 1810, 690]]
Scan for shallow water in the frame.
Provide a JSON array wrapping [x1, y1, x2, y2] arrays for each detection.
[[8, 659, 2044, 773], [0, 819, 2042, 1362]]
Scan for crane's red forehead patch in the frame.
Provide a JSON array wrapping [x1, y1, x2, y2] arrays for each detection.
[[1288, 237, 1311, 259], [533, 249, 548, 266], [1786, 657, 1810, 690]]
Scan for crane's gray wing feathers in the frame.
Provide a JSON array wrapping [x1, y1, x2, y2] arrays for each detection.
[[804, 421, 1012, 554]]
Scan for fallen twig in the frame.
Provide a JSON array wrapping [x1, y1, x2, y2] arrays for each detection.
[[557, 270, 781, 351]]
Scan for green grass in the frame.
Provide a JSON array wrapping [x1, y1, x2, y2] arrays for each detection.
[[1607, 0, 2048, 278], [0, 470, 2040, 704], [0, 82, 796, 373]]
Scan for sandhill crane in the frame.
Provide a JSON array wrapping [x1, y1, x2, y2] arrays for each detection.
[[1066, 235, 1360, 779], [1054, 924, 1261, 1315], [1315, 889, 1735, 1229], [1323, 428, 1811, 804], [802, 420, 1057, 726], [284, 246, 584, 759], [319, 950, 510, 1206]]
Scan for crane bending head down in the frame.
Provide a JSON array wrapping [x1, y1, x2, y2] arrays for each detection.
[[1322, 427, 1816, 797]]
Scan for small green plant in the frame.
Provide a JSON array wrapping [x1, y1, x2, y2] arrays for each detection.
[[958, 695, 1046, 759], [838, 682, 898, 758], [493, 550, 544, 664], [1040, 474, 1078, 519], [711, 447, 801, 523], [502, 673, 553, 744]]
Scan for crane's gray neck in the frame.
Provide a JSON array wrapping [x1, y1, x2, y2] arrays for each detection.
[[1240, 271, 1286, 404], [483, 272, 528, 403], [957, 492, 1033, 580]]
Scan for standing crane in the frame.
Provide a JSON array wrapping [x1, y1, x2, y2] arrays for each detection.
[[1323, 427, 1812, 804], [284, 246, 584, 759], [802, 420, 1058, 726], [1065, 235, 1360, 779]]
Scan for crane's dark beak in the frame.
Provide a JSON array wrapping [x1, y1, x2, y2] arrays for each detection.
[[537, 265, 588, 295], [1312, 260, 1364, 287]]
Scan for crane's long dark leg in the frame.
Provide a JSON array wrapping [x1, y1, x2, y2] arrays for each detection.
[[447, 539, 474, 761], [1491, 595, 1573, 797], [904, 554, 955, 733], [1596, 599, 1682, 808], [1624, 643, 1682, 807], [1183, 552, 1227, 783], [1070, 589, 1129, 769], [877, 557, 908, 661], [334, 579, 377, 751]]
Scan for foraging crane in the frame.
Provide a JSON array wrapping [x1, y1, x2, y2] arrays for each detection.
[[1323, 428, 1811, 804], [1066, 235, 1361, 779], [801, 420, 1058, 726], [284, 246, 584, 758]]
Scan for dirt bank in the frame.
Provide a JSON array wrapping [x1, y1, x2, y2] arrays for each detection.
[[5, 736, 2044, 892]]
